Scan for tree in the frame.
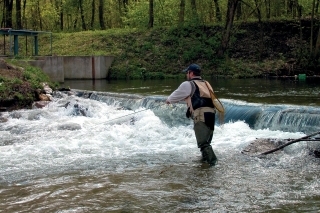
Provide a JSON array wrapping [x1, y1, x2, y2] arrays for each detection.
[[254, 0, 264, 60], [148, 0, 154, 28], [37, 0, 42, 30], [32, 0, 42, 30], [315, 27, 320, 59], [190, 0, 198, 21], [213, 0, 222, 22], [311, 0, 315, 57], [79, 0, 86, 30], [16, 0, 22, 29], [59, 0, 64, 31], [99, 0, 106, 30], [178, 0, 185, 25], [22, 0, 26, 28], [218, 0, 239, 57], [4, 0, 13, 28], [236, 0, 241, 20], [310, 0, 320, 62], [53, 0, 64, 31], [264, 0, 270, 19], [90, 0, 95, 29]]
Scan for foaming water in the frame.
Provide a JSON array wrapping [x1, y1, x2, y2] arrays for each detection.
[[0, 91, 319, 212]]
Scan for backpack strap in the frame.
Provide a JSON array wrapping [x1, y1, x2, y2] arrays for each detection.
[[184, 81, 197, 114], [189, 80, 196, 97]]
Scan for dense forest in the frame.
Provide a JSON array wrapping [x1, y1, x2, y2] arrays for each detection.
[[0, 0, 320, 76], [0, 1, 318, 30]]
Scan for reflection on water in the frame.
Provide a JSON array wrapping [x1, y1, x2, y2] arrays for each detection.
[[61, 78, 320, 106]]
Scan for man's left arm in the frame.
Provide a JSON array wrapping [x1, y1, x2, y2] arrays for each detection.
[[166, 81, 192, 104]]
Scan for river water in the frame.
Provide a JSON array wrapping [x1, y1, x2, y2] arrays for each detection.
[[1, 78, 320, 212]]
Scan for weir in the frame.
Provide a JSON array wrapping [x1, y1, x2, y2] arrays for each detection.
[[28, 56, 114, 83], [72, 89, 320, 134]]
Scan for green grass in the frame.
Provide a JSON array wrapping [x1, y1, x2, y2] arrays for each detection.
[[38, 26, 250, 79], [2, 21, 318, 80]]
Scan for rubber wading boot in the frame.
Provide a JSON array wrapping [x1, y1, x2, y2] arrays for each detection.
[[201, 151, 206, 162], [202, 146, 217, 166]]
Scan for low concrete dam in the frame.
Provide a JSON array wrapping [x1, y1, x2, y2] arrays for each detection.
[[29, 56, 114, 83]]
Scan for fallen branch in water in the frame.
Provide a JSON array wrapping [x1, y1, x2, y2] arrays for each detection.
[[257, 131, 320, 156]]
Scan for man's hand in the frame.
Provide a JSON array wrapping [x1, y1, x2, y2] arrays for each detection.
[[165, 100, 170, 104]]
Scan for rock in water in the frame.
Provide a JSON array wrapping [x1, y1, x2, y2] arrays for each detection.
[[241, 138, 285, 156]]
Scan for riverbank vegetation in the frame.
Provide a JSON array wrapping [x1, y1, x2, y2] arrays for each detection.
[[0, 59, 56, 110], [47, 20, 319, 79], [0, 0, 319, 109]]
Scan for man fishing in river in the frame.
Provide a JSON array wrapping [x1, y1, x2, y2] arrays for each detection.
[[165, 64, 217, 166]]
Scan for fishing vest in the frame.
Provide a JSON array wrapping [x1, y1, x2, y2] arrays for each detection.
[[185, 78, 215, 115]]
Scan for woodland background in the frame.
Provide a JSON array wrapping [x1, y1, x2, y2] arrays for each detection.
[[0, 0, 320, 79]]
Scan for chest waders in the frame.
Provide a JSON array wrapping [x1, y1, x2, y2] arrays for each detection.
[[186, 79, 218, 166]]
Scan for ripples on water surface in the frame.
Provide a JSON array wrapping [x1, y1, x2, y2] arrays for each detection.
[[61, 78, 320, 106], [1, 79, 320, 212]]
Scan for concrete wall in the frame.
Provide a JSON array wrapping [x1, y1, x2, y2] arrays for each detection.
[[29, 56, 114, 83]]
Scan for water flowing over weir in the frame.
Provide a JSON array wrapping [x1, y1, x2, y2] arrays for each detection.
[[0, 89, 320, 212], [76, 89, 320, 134]]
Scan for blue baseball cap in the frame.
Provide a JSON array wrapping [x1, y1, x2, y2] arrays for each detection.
[[182, 64, 201, 74]]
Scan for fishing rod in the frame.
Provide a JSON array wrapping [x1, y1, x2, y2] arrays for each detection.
[[103, 102, 174, 124], [104, 107, 152, 124]]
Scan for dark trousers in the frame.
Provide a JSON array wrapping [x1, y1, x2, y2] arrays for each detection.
[[193, 121, 217, 165]]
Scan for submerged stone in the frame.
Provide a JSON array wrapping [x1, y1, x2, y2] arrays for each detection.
[[241, 138, 285, 156], [57, 123, 82, 130]]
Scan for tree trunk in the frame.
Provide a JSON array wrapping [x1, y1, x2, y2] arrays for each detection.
[[190, 0, 198, 22], [191, 0, 196, 11], [59, 0, 64, 31], [73, 18, 78, 30], [274, 0, 285, 17], [120, 0, 128, 14], [315, 27, 320, 59], [264, 0, 270, 19], [298, 4, 303, 63], [236, 0, 241, 20], [148, 0, 154, 28], [1, 2, 4, 27], [99, 0, 106, 30], [79, 0, 87, 30], [311, 0, 315, 57], [213, 0, 222, 22], [217, 0, 239, 57], [16, 0, 22, 29], [4, 0, 13, 28], [254, 0, 264, 60], [22, 0, 26, 28], [286, 0, 298, 18], [178, 0, 185, 25], [37, 0, 42, 30], [287, 0, 293, 16], [91, 0, 95, 30]]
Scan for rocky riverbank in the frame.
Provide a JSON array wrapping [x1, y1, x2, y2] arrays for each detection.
[[0, 59, 56, 112]]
